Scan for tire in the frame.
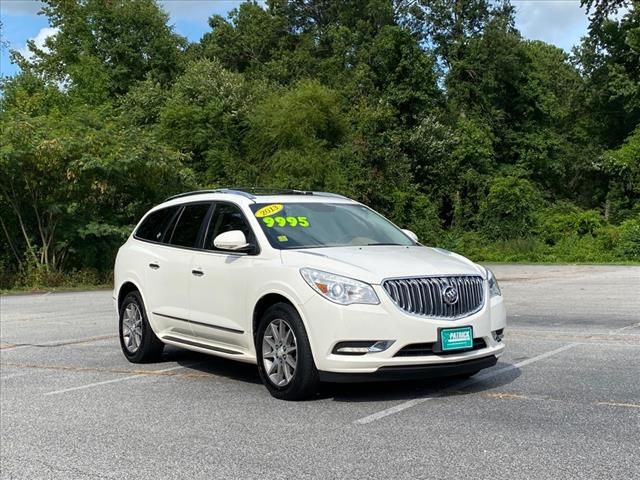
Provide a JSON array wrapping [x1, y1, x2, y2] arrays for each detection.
[[119, 290, 164, 363], [256, 302, 319, 401]]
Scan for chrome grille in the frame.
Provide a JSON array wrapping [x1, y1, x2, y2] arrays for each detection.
[[382, 275, 484, 319]]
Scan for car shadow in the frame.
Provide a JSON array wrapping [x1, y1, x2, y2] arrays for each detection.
[[162, 346, 262, 385], [325, 362, 521, 403], [159, 346, 521, 401]]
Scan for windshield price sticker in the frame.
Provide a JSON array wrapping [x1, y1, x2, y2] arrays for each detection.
[[263, 216, 310, 228], [255, 204, 284, 218]]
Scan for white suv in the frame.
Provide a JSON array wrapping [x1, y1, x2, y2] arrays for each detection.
[[114, 189, 506, 400]]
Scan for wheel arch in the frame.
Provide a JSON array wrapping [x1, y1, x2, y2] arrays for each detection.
[[117, 280, 143, 311], [252, 292, 300, 341]]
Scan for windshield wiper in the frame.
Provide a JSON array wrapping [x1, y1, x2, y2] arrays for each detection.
[[366, 243, 403, 246]]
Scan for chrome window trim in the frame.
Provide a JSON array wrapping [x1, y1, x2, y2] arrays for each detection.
[[132, 199, 262, 256]]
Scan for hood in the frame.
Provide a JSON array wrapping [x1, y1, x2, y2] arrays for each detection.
[[280, 246, 483, 284]]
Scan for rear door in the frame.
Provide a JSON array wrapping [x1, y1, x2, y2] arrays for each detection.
[[188, 202, 259, 348], [144, 202, 212, 337]]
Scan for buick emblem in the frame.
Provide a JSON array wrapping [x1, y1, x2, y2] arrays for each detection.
[[442, 285, 459, 305]]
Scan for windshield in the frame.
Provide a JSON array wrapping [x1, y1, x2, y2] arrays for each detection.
[[250, 202, 415, 250]]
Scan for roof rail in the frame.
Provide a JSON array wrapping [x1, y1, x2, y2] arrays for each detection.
[[165, 189, 217, 201], [212, 188, 257, 199], [164, 188, 349, 202], [224, 187, 315, 196], [310, 191, 349, 199], [164, 189, 255, 201]]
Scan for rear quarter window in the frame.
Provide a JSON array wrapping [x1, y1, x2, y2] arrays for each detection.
[[135, 206, 179, 242]]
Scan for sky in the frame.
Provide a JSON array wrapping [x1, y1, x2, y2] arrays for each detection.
[[0, 0, 592, 78]]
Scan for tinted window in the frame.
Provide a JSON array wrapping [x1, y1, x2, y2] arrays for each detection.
[[204, 203, 253, 250], [135, 206, 179, 242], [168, 203, 211, 248]]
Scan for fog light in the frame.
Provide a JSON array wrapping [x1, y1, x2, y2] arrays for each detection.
[[368, 340, 394, 353], [492, 329, 504, 342], [336, 346, 370, 354], [333, 340, 395, 355]]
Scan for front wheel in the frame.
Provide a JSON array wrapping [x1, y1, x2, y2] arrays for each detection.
[[119, 291, 164, 363], [256, 303, 319, 400]]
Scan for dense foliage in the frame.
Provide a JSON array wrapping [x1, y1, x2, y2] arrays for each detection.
[[1, 0, 639, 288]]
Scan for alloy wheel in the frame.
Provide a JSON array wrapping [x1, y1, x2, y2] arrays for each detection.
[[122, 303, 143, 353], [262, 318, 298, 387]]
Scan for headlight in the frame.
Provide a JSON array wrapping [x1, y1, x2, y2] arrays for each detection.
[[485, 267, 501, 297], [300, 268, 379, 305]]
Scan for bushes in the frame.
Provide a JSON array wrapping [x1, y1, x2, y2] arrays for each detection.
[[440, 222, 640, 264], [1, 266, 112, 292], [479, 176, 543, 240], [536, 202, 603, 244], [389, 191, 443, 246], [612, 219, 640, 258]]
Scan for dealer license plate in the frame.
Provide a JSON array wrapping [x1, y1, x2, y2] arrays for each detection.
[[440, 327, 473, 351]]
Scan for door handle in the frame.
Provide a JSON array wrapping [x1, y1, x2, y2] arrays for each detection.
[[191, 268, 204, 277], [149, 262, 160, 270]]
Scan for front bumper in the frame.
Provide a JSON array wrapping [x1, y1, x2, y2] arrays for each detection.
[[298, 283, 507, 375], [318, 355, 498, 383]]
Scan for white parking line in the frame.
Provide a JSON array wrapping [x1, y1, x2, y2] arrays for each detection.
[[596, 401, 640, 409], [354, 343, 578, 425], [353, 397, 437, 424], [511, 327, 640, 337], [43, 364, 194, 396], [610, 322, 640, 334], [1, 372, 30, 380]]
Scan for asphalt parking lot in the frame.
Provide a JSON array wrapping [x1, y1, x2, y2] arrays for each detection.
[[1, 265, 639, 479]]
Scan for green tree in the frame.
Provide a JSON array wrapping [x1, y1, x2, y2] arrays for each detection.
[[0, 74, 193, 273], [601, 127, 640, 220], [573, 5, 639, 148], [158, 59, 253, 180], [402, 0, 515, 68], [479, 176, 543, 239], [245, 80, 354, 192], [581, 0, 633, 28], [202, 1, 292, 76], [12, 0, 186, 102]]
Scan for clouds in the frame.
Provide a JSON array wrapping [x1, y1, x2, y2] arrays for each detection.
[[513, 0, 589, 51], [18, 25, 57, 59]]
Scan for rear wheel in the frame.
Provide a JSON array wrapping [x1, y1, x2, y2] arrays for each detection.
[[119, 291, 164, 363], [256, 303, 319, 400]]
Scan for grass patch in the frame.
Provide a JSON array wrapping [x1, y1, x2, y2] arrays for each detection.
[[0, 268, 113, 294]]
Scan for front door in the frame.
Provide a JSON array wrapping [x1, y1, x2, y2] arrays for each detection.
[[189, 202, 259, 349]]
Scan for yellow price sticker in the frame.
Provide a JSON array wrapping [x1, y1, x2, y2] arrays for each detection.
[[255, 204, 283, 217], [263, 216, 310, 228]]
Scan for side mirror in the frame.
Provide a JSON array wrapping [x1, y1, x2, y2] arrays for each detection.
[[402, 229, 419, 243], [213, 230, 251, 251]]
